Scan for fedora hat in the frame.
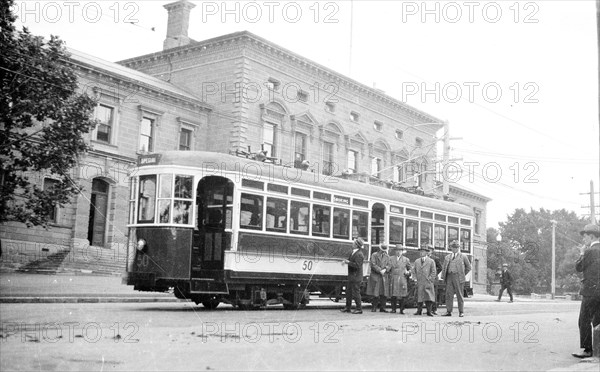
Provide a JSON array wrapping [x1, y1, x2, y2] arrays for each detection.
[[580, 224, 600, 236], [353, 237, 364, 248], [379, 244, 389, 251]]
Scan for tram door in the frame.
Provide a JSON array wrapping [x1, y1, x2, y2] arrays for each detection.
[[371, 203, 386, 245], [192, 176, 233, 280]]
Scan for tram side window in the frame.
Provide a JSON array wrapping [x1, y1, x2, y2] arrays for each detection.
[[266, 197, 287, 233], [290, 201, 309, 235], [405, 219, 419, 247], [138, 175, 156, 223], [173, 175, 193, 224], [389, 216, 404, 245], [333, 208, 350, 240], [312, 204, 331, 237], [240, 193, 263, 230], [352, 211, 369, 240], [461, 229, 471, 252], [448, 226, 459, 246], [421, 222, 433, 247], [434, 225, 446, 250], [158, 174, 173, 223]]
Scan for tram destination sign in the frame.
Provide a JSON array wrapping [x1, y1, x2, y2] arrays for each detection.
[[138, 154, 162, 166]]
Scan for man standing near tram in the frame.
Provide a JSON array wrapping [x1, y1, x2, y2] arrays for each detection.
[[412, 245, 437, 316], [389, 245, 411, 314], [367, 244, 392, 312], [441, 240, 471, 317]]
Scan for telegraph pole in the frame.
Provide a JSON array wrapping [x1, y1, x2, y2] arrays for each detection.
[[591, 181, 597, 224], [442, 121, 450, 196], [550, 220, 557, 300]]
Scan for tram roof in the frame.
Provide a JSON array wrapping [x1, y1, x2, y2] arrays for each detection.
[[142, 151, 474, 218]]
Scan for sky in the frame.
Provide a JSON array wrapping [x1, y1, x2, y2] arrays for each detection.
[[12, 0, 600, 228]]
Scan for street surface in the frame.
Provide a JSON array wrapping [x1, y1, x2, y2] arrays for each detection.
[[0, 297, 595, 371]]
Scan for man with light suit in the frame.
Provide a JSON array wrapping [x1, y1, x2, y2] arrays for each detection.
[[441, 240, 471, 317]]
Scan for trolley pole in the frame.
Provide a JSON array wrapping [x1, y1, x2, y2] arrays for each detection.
[[550, 220, 557, 300]]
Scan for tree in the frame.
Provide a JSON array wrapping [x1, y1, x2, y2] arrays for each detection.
[[0, 0, 97, 227], [491, 208, 587, 294]]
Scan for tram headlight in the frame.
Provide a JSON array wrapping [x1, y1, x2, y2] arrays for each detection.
[[136, 239, 147, 252]]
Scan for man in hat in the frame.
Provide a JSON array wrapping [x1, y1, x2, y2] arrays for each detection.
[[496, 263, 514, 303], [427, 245, 443, 315], [341, 237, 365, 314], [441, 240, 471, 317], [389, 245, 411, 314], [572, 224, 600, 358], [412, 245, 437, 316], [366, 243, 392, 312]]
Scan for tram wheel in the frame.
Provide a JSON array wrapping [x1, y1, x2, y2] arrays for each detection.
[[202, 300, 220, 310]]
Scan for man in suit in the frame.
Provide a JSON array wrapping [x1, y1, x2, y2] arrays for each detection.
[[389, 245, 411, 314], [412, 245, 437, 316], [366, 243, 392, 312], [572, 224, 600, 358], [340, 237, 365, 314], [441, 240, 472, 317], [496, 263, 514, 302]]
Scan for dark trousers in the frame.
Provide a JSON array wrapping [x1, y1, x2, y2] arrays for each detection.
[[391, 296, 406, 313], [416, 301, 433, 315], [578, 296, 600, 351], [345, 280, 362, 311], [498, 284, 513, 301], [372, 295, 388, 309], [445, 272, 465, 314]]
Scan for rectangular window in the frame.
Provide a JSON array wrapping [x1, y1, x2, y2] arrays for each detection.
[[313, 191, 331, 201], [173, 175, 193, 225], [95, 104, 113, 143], [434, 225, 446, 250], [240, 193, 263, 230], [389, 216, 404, 245], [290, 201, 309, 235], [352, 210, 369, 240], [347, 150, 357, 173], [43, 178, 60, 223], [421, 222, 433, 246], [461, 229, 471, 252], [448, 226, 459, 244], [158, 174, 173, 223], [242, 179, 264, 190], [474, 209, 481, 234], [267, 183, 288, 194], [322, 142, 334, 176], [179, 128, 192, 151], [294, 132, 307, 169], [405, 219, 419, 247], [128, 177, 137, 224], [291, 187, 310, 198], [333, 208, 350, 240], [138, 175, 156, 223], [312, 204, 331, 237], [263, 123, 275, 157], [371, 157, 382, 178], [393, 164, 404, 183], [139, 117, 154, 152], [266, 197, 287, 233]]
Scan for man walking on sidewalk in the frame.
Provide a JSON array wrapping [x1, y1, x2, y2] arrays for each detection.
[[572, 224, 600, 359], [496, 264, 514, 303], [441, 240, 471, 317]]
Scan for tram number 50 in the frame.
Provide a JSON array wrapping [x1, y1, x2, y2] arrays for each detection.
[[302, 260, 314, 271]]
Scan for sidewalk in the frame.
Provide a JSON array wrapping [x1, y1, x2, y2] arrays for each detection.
[[0, 270, 182, 303]]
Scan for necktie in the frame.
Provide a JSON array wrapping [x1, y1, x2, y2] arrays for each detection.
[[421, 258, 424, 264], [453, 254, 456, 260]]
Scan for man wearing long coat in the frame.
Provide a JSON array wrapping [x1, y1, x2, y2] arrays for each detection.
[[411, 246, 436, 316], [389, 245, 411, 314], [441, 240, 471, 317], [366, 244, 391, 312]]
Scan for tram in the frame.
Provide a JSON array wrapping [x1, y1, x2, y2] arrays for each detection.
[[123, 151, 474, 309]]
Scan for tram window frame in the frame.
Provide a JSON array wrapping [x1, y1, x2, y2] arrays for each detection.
[[434, 225, 446, 250], [448, 216, 459, 224], [406, 208, 419, 217], [137, 175, 157, 223], [266, 197, 288, 233], [448, 226, 459, 244], [312, 204, 331, 238], [389, 216, 404, 245], [333, 207, 350, 240], [461, 228, 471, 252], [405, 219, 419, 247], [173, 175, 193, 225], [240, 193, 263, 230], [289, 200, 310, 235], [352, 210, 369, 241], [158, 174, 173, 223], [128, 177, 137, 224], [421, 222, 433, 246]]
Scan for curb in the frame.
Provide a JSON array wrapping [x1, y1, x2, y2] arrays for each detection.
[[0, 297, 188, 304]]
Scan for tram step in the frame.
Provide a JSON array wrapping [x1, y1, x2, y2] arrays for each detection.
[[190, 280, 229, 294]]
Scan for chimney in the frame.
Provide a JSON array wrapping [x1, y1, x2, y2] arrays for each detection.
[[163, 0, 196, 50]]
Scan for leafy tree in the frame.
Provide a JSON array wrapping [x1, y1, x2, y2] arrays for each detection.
[[0, 0, 96, 227], [489, 208, 587, 294]]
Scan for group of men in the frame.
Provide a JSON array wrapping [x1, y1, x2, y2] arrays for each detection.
[[341, 238, 471, 316]]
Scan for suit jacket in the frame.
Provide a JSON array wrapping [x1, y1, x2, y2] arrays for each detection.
[[412, 256, 436, 302], [347, 249, 365, 283], [441, 252, 472, 284], [575, 241, 600, 297], [366, 250, 391, 296], [500, 270, 513, 286]]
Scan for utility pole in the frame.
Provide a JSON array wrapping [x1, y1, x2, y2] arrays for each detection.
[[550, 220, 557, 300], [591, 181, 597, 224], [442, 121, 450, 196]]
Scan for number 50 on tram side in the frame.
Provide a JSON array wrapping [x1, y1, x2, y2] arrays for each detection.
[[123, 151, 475, 309]]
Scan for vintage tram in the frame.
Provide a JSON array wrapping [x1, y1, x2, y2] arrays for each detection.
[[123, 151, 474, 309]]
